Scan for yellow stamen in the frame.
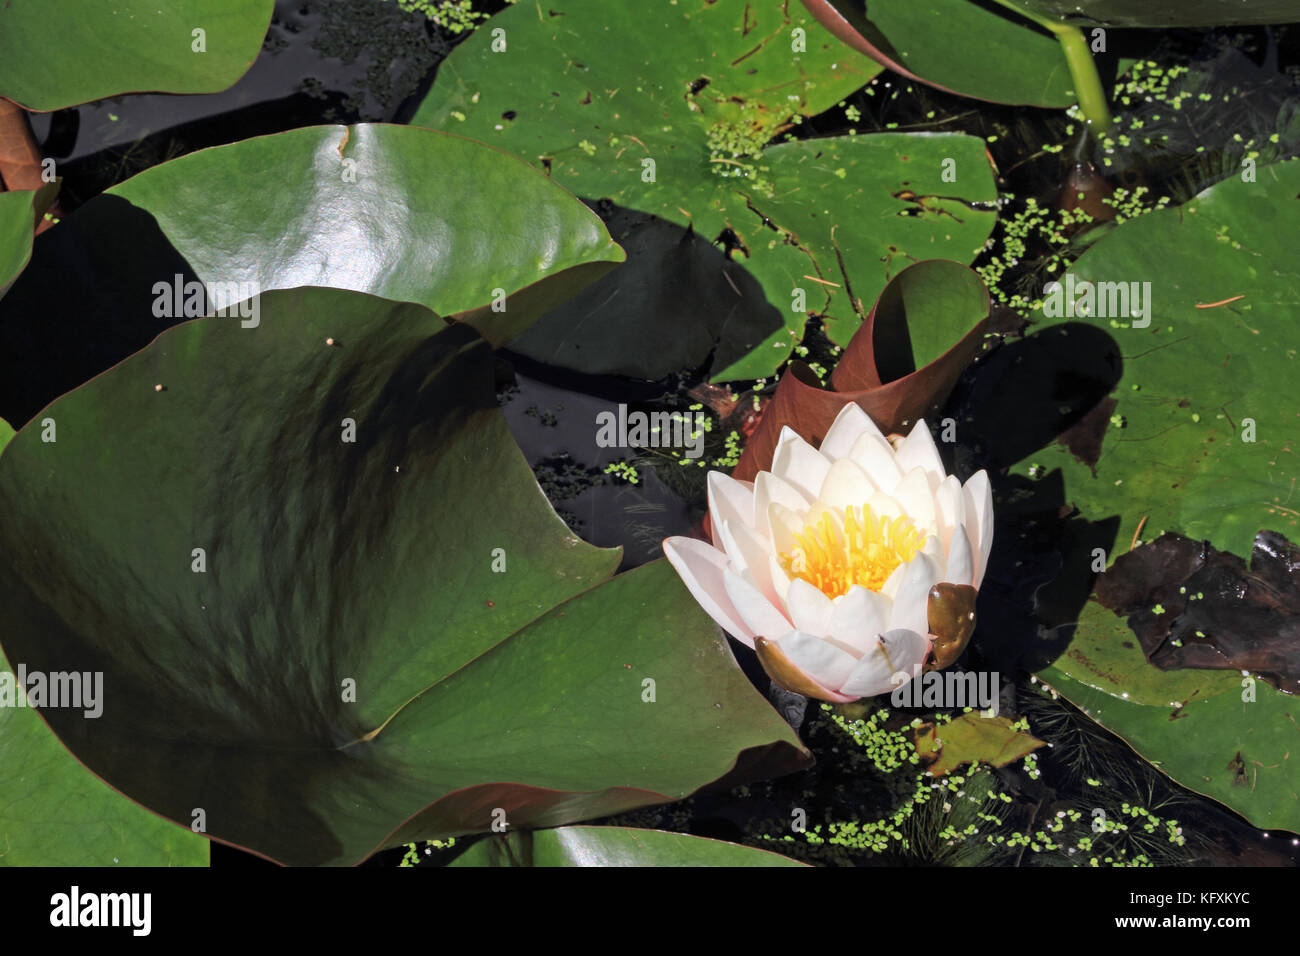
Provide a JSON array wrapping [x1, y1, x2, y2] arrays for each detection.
[[778, 504, 925, 599]]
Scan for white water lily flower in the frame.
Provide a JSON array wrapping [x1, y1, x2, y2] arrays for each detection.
[[663, 403, 993, 703]]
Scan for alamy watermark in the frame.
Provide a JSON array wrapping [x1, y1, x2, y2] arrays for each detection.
[[890, 666, 1000, 715], [595, 404, 707, 459], [0, 665, 102, 718], [152, 273, 261, 328], [1042, 274, 1151, 328]]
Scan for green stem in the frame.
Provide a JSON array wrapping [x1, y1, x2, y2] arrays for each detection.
[[987, 0, 1114, 135], [1050, 24, 1114, 135]]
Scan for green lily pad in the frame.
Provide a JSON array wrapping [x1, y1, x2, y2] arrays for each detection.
[[1042, 632, 1300, 834], [1027, 160, 1300, 561], [1026, 161, 1300, 832], [801, 0, 1075, 108], [0, 0, 273, 111], [0, 286, 809, 866], [0, 661, 209, 867], [0, 182, 58, 301], [107, 124, 625, 348], [411, 0, 997, 381], [449, 825, 808, 867], [1001, 0, 1300, 28], [2, 403, 201, 866]]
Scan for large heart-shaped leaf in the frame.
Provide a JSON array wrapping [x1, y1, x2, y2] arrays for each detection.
[[1001, 0, 1300, 28], [411, 0, 997, 381], [1026, 161, 1300, 561], [0, 665, 210, 867], [0, 286, 809, 866], [800, 0, 1075, 108], [0, 419, 205, 866], [1026, 161, 1300, 831], [106, 124, 626, 348], [448, 825, 808, 867], [0, 0, 274, 111], [0, 125, 625, 427]]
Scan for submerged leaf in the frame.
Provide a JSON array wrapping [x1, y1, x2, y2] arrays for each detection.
[[914, 713, 1045, 777], [1097, 531, 1300, 695]]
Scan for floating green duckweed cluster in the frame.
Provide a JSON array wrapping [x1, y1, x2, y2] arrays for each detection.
[[400, 837, 457, 867], [388, 0, 485, 34], [705, 101, 789, 198]]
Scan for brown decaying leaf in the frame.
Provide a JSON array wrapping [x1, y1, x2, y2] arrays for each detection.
[[731, 262, 988, 483], [0, 98, 61, 234], [1096, 530, 1300, 694], [913, 713, 1045, 777]]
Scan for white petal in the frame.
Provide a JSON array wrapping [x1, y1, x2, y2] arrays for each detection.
[[894, 420, 945, 487], [866, 490, 905, 523], [754, 472, 812, 537], [785, 577, 835, 637], [888, 552, 939, 636], [707, 471, 755, 542], [723, 567, 793, 641], [817, 457, 878, 509], [766, 501, 803, 558], [663, 536, 754, 646], [818, 403, 878, 462], [771, 426, 832, 501], [768, 553, 792, 605], [827, 585, 893, 655], [879, 559, 910, 600], [962, 470, 994, 588], [779, 631, 859, 689], [718, 519, 776, 601], [837, 628, 930, 699], [849, 431, 904, 494], [892, 467, 937, 537], [934, 474, 966, 551], [945, 521, 975, 588]]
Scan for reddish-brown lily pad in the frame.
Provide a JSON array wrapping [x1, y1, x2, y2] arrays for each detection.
[[733, 259, 989, 482]]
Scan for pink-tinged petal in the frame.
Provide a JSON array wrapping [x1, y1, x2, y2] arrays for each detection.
[[766, 501, 803, 558], [893, 466, 938, 536], [817, 457, 878, 509], [827, 584, 892, 655], [819, 403, 877, 461], [888, 552, 939, 635], [849, 430, 904, 493], [962, 470, 994, 588], [718, 519, 776, 602], [663, 536, 754, 646], [754, 636, 858, 703], [753, 471, 812, 538], [771, 426, 832, 501], [934, 474, 965, 551], [768, 552, 792, 606], [785, 577, 835, 637], [837, 628, 930, 699], [779, 631, 858, 689], [723, 567, 794, 641], [894, 420, 945, 488], [707, 471, 755, 545], [944, 521, 975, 588]]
